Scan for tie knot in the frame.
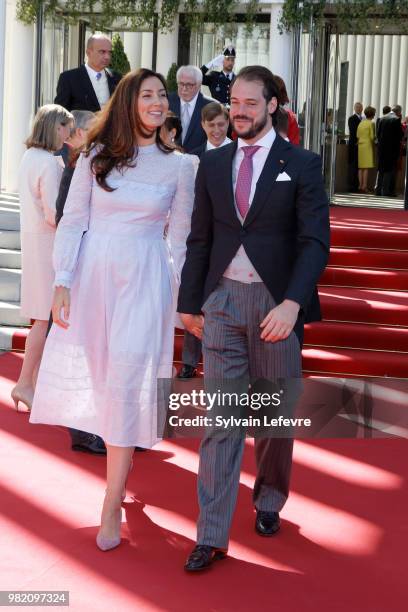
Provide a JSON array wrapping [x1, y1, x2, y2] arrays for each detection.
[[96, 72, 102, 81], [242, 145, 261, 158]]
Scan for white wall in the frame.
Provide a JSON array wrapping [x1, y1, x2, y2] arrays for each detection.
[[341, 34, 408, 129]]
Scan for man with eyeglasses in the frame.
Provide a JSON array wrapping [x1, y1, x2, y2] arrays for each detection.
[[168, 65, 213, 153]]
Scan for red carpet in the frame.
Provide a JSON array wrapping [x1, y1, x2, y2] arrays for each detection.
[[306, 206, 408, 378], [173, 206, 408, 379], [0, 351, 407, 611]]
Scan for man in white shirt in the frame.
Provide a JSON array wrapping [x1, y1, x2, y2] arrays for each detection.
[[189, 101, 231, 158], [55, 34, 121, 112], [168, 65, 213, 153]]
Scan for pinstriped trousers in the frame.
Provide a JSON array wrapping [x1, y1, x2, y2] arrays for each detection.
[[197, 278, 301, 549]]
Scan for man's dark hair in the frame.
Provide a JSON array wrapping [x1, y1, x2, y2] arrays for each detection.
[[383, 105, 391, 115], [233, 65, 279, 106]]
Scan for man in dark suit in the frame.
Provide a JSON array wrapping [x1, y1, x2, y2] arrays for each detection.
[[348, 102, 363, 192], [168, 65, 213, 153], [201, 46, 236, 107], [178, 66, 330, 572], [376, 104, 404, 197], [55, 34, 121, 112], [376, 105, 391, 135]]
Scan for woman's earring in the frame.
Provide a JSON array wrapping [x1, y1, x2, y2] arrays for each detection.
[[171, 137, 175, 143]]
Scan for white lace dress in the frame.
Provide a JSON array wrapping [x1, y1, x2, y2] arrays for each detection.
[[29, 144, 196, 447]]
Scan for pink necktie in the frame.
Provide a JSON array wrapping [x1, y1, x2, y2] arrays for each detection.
[[235, 146, 261, 219]]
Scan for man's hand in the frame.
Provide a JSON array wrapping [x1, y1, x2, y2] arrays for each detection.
[[206, 54, 225, 70], [52, 286, 71, 329], [180, 313, 204, 340], [260, 299, 300, 343]]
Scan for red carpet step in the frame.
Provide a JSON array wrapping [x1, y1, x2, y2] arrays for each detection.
[[329, 247, 408, 270], [302, 347, 407, 377], [307, 207, 408, 378], [330, 207, 408, 250], [321, 266, 408, 290], [304, 321, 408, 353], [318, 287, 408, 326]]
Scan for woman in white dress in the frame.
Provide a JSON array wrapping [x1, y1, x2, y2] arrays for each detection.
[[12, 105, 73, 411], [29, 69, 196, 551]]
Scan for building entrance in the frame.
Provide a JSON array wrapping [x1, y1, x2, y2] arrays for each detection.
[[294, 21, 408, 210]]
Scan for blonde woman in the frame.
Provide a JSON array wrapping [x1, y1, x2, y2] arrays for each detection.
[[357, 106, 376, 193], [11, 104, 73, 411]]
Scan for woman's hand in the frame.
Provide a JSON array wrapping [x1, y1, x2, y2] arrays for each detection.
[[52, 286, 71, 329], [180, 313, 204, 340]]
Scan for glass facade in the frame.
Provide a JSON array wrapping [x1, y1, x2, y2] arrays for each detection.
[[189, 21, 270, 71]]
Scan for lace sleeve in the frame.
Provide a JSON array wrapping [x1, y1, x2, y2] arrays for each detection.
[[39, 156, 62, 227], [166, 153, 197, 282], [52, 152, 93, 288]]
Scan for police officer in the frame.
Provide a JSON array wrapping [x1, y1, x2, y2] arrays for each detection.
[[201, 46, 236, 107]]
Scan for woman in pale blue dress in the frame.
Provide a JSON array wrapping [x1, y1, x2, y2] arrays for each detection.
[[29, 69, 196, 551]]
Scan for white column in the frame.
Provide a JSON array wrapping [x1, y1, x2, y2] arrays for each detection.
[[0, 0, 7, 189], [141, 32, 153, 70], [389, 35, 401, 106], [235, 24, 247, 72], [381, 35, 392, 111], [371, 36, 383, 117], [68, 24, 80, 69], [354, 35, 366, 105], [398, 36, 408, 115], [156, 15, 179, 77], [123, 32, 143, 71], [362, 35, 374, 108], [2, 0, 35, 192], [269, 1, 293, 98], [346, 35, 357, 120]]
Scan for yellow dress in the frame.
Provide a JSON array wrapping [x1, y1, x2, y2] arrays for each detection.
[[357, 119, 375, 168]]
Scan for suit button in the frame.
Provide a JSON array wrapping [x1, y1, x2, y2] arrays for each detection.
[[240, 229, 247, 239]]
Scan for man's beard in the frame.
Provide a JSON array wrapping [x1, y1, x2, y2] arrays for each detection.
[[231, 108, 269, 139]]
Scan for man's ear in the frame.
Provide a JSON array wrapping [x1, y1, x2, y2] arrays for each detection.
[[268, 96, 278, 116]]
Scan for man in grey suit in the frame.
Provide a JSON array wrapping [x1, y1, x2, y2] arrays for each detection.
[[168, 65, 213, 153], [178, 66, 330, 572]]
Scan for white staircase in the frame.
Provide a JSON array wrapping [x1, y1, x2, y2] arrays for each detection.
[[0, 191, 30, 350]]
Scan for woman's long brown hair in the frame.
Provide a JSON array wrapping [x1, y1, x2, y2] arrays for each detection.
[[86, 68, 173, 191]]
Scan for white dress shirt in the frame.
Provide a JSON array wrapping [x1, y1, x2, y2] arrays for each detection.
[[206, 136, 231, 151], [180, 92, 199, 142], [85, 63, 110, 108], [223, 127, 276, 283]]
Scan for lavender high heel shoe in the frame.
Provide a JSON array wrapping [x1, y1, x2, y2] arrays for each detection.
[[96, 506, 122, 551], [97, 460, 134, 551]]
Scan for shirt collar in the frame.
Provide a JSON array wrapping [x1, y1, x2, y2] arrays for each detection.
[[237, 127, 276, 152], [206, 136, 232, 151], [181, 91, 199, 108], [85, 63, 104, 78]]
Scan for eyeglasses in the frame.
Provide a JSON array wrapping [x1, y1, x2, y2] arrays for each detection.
[[178, 82, 197, 90]]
